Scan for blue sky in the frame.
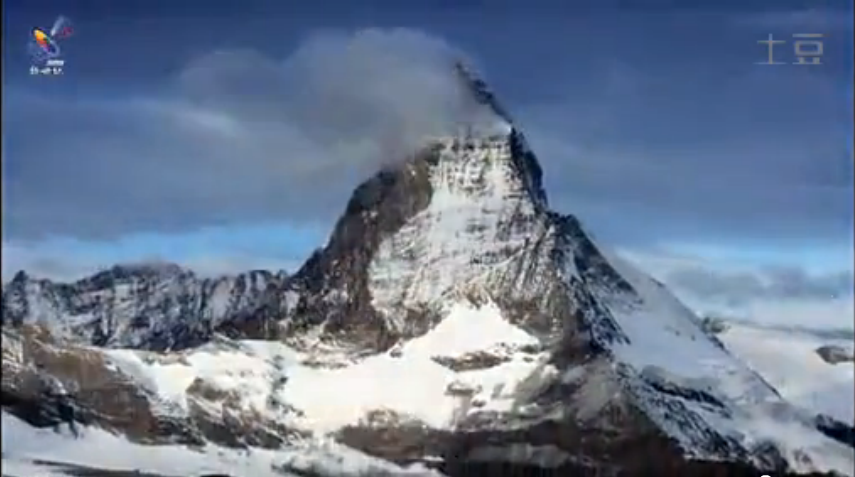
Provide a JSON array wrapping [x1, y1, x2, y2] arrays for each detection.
[[2, 0, 853, 328]]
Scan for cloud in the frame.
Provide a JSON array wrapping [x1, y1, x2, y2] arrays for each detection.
[[4, 21, 851, 249], [1, 243, 93, 282], [1, 240, 300, 282], [666, 265, 852, 304], [4, 28, 494, 240], [734, 297, 854, 332], [180, 255, 300, 277], [621, 248, 854, 330]]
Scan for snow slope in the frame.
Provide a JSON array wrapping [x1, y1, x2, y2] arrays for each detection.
[[278, 301, 547, 432], [599, 251, 778, 404], [577, 250, 855, 475], [101, 291, 854, 476], [2, 301, 542, 475], [104, 301, 548, 435], [1, 411, 442, 477], [717, 321, 855, 425]]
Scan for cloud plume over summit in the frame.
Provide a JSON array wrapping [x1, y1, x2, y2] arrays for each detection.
[[4, 28, 481, 240]]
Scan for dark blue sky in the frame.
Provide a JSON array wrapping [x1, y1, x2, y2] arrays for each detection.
[[2, 0, 853, 327]]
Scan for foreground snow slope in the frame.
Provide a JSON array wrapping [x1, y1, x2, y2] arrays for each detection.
[[716, 321, 855, 424], [105, 296, 854, 476], [105, 301, 548, 434], [1, 411, 442, 477]]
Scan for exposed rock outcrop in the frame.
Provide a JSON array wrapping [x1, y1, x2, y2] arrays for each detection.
[[816, 345, 855, 365], [2, 265, 288, 351], [0, 325, 306, 450]]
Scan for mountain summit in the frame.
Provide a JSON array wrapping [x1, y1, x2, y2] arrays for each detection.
[[2, 65, 853, 477], [278, 64, 557, 352]]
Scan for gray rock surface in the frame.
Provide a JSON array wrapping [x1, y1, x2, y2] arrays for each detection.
[[816, 345, 855, 365]]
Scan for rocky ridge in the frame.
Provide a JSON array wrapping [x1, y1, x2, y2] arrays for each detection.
[[816, 345, 855, 365], [1, 263, 289, 351]]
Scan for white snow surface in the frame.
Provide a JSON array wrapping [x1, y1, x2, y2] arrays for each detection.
[[600, 251, 781, 404], [1, 459, 73, 477], [6, 300, 536, 475], [716, 321, 855, 424], [278, 301, 546, 431], [0, 411, 442, 477], [104, 301, 547, 434]]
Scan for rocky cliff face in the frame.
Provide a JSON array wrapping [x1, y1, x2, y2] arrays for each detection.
[[2, 65, 853, 477], [816, 345, 855, 365], [281, 65, 599, 354], [1, 264, 287, 351]]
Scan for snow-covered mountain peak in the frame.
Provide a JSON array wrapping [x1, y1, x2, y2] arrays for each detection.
[[275, 68, 854, 474], [283, 128, 564, 352], [368, 133, 547, 311]]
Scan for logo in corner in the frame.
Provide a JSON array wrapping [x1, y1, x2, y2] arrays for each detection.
[[28, 15, 73, 76]]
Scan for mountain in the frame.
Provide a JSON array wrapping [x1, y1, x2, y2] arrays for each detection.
[[1, 263, 289, 351], [1, 326, 442, 477], [2, 64, 853, 477]]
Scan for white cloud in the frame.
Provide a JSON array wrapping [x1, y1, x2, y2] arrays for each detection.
[[735, 297, 854, 330], [179, 255, 300, 277], [1, 242, 300, 282], [4, 28, 492, 240], [620, 247, 854, 331], [5, 26, 850, 247]]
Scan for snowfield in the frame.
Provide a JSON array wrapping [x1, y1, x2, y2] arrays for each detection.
[[277, 301, 546, 431], [104, 301, 548, 434], [1, 300, 547, 476], [1, 411, 442, 477], [716, 321, 855, 425]]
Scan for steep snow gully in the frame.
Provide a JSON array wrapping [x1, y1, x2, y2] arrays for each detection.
[[2, 63, 853, 477]]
